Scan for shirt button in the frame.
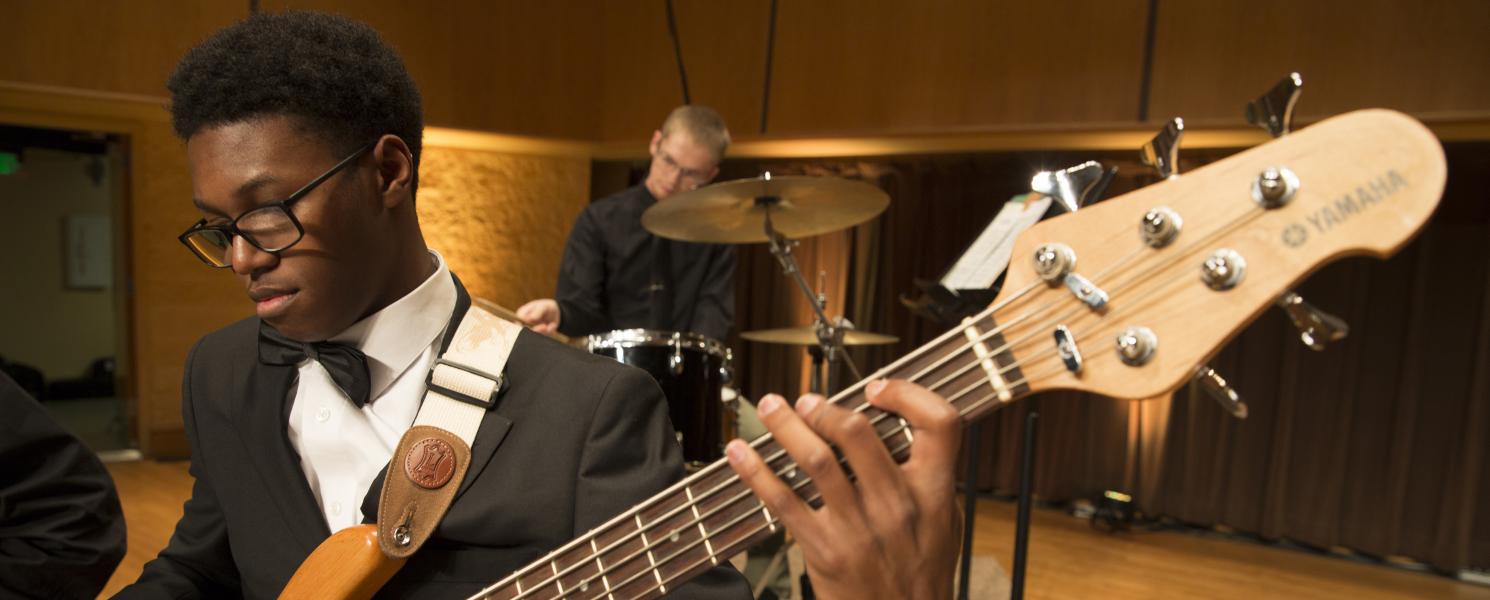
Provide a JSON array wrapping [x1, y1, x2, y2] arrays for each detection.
[[316, 407, 331, 423], [331, 501, 343, 516]]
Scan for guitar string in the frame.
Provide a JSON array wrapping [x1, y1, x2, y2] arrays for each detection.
[[488, 200, 1270, 599], [562, 199, 1272, 596], [507, 369, 1031, 600], [841, 197, 1265, 410], [866, 201, 1271, 404], [489, 358, 1047, 600], [484, 282, 1044, 600], [489, 308, 1038, 600], [1001, 203, 1270, 379], [606, 371, 1064, 600]]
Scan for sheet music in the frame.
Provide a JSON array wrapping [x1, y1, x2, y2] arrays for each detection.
[[939, 194, 1052, 291]]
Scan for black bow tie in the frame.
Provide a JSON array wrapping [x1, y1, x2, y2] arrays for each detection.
[[258, 322, 372, 408]]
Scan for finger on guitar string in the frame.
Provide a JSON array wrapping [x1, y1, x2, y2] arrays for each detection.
[[864, 380, 962, 477], [799, 380, 918, 536], [741, 395, 863, 519], [725, 397, 829, 543]]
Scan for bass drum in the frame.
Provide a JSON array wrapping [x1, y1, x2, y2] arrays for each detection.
[[587, 329, 735, 467]]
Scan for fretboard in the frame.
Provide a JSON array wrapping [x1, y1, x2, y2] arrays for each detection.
[[469, 313, 1028, 600]]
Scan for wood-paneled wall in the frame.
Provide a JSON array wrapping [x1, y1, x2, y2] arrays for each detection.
[[0, 1, 242, 98], [1148, 0, 1490, 126], [261, 0, 604, 140], [765, 0, 1151, 135], [8, 1, 1487, 143], [589, 0, 1490, 141]]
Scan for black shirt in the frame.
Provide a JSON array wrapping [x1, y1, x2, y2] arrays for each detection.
[[556, 184, 736, 341]]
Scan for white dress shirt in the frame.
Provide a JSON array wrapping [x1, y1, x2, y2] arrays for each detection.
[[287, 251, 456, 532]]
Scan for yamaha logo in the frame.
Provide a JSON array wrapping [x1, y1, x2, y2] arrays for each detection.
[[1282, 224, 1308, 247]]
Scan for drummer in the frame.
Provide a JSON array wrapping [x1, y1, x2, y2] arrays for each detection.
[[518, 106, 736, 341]]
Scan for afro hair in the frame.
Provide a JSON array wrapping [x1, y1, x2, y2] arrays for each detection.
[[167, 11, 423, 193]]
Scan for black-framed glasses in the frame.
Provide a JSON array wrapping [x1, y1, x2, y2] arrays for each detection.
[[178, 141, 376, 268]]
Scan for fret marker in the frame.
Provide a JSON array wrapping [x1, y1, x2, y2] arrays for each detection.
[[686, 488, 718, 565], [637, 513, 664, 589], [962, 317, 1013, 402], [671, 530, 680, 543], [590, 538, 613, 594], [762, 506, 777, 533]]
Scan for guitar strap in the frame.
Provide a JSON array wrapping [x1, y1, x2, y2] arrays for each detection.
[[376, 303, 521, 558]]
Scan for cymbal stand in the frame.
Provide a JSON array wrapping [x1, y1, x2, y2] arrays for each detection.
[[761, 207, 863, 395]]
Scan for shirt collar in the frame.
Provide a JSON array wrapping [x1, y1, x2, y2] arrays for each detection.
[[329, 250, 455, 399]]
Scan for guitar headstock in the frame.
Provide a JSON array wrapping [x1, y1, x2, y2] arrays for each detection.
[[992, 109, 1445, 400]]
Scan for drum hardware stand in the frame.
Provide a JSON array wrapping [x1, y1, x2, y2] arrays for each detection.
[[761, 203, 864, 395], [1009, 397, 1038, 600]]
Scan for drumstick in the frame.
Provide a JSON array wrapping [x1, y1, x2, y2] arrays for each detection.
[[473, 297, 574, 345]]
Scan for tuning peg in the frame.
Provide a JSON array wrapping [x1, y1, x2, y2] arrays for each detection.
[[1277, 292, 1349, 350], [1031, 161, 1117, 213], [1140, 117, 1185, 180], [1243, 73, 1353, 351], [1246, 72, 1303, 138], [1193, 365, 1247, 419]]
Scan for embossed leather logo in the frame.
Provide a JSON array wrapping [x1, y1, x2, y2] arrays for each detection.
[[404, 437, 457, 489]]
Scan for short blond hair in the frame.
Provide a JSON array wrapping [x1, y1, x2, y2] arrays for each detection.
[[660, 105, 730, 162]]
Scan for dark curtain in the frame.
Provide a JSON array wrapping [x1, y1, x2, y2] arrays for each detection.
[[602, 142, 1490, 572]]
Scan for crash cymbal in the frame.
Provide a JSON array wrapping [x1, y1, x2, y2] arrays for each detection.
[[641, 175, 890, 243], [741, 326, 899, 347]]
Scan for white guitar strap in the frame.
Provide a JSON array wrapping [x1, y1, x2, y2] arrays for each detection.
[[377, 304, 522, 558]]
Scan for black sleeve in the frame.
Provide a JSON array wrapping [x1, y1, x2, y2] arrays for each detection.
[[693, 244, 737, 342], [0, 372, 126, 600], [115, 345, 241, 599], [575, 368, 751, 599], [555, 206, 611, 338]]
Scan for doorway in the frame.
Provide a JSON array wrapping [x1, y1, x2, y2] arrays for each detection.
[[0, 123, 133, 453]]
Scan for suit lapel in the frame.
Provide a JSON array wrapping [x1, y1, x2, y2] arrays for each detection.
[[453, 408, 513, 501], [238, 359, 332, 552]]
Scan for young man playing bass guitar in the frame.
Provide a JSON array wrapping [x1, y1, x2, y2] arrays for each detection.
[[119, 11, 962, 599]]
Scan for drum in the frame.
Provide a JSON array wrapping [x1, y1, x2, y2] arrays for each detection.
[[587, 329, 735, 466]]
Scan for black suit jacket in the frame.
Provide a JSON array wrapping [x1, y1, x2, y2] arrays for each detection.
[[0, 372, 125, 599], [119, 306, 749, 598]]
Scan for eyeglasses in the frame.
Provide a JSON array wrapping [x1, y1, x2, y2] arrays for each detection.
[[179, 141, 375, 268], [653, 147, 714, 186]]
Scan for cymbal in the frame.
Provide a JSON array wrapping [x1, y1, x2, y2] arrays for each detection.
[[642, 175, 890, 243], [741, 326, 899, 347]]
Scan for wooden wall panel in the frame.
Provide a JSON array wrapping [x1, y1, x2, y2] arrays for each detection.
[[0, 0, 244, 98], [764, 0, 1151, 136], [595, 0, 773, 145], [1148, 0, 1490, 127], [264, 1, 602, 140], [416, 146, 591, 315], [595, 2, 680, 143]]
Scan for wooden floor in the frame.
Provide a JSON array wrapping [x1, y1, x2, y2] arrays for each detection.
[[102, 460, 1490, 599]]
